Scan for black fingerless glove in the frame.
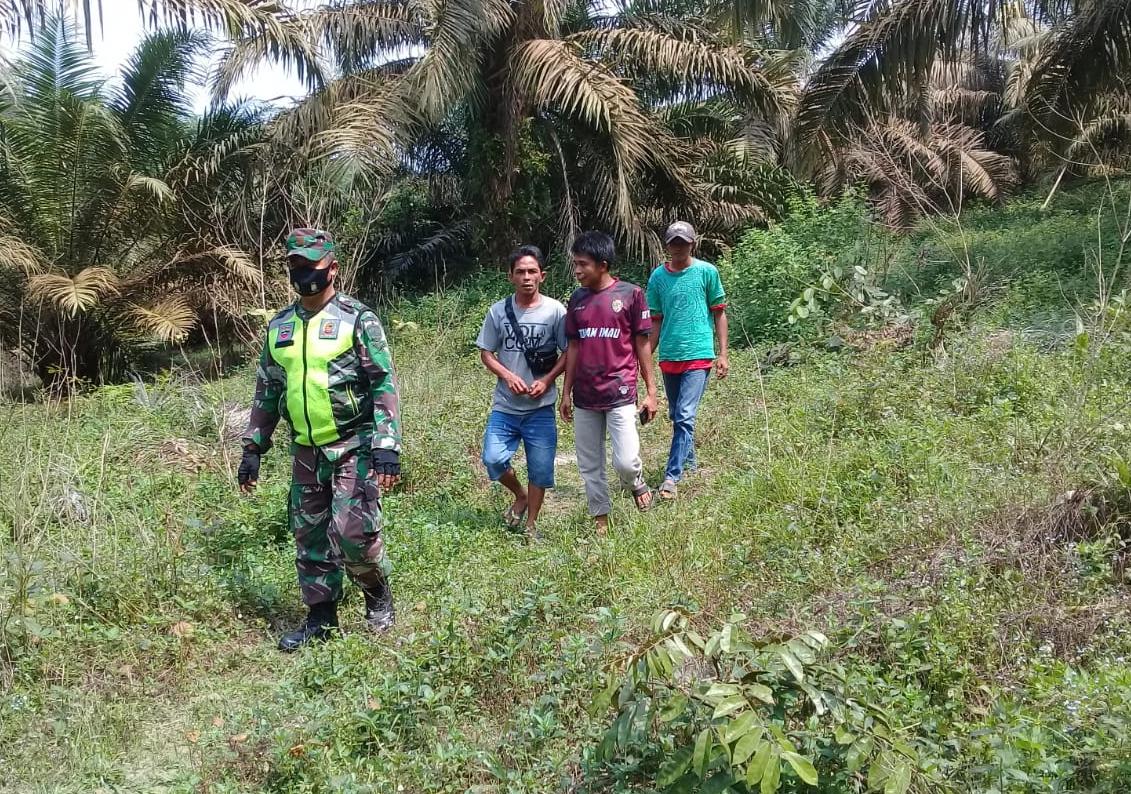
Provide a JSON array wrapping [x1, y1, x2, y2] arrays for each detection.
[[238, 446, 261, 486], [372, 449, 400, 477]]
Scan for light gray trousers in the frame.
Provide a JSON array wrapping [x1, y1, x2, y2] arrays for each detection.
[[574, 405, 647, 516]]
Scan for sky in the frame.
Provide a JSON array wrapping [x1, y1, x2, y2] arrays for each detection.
[[0, 0, 311, 112]]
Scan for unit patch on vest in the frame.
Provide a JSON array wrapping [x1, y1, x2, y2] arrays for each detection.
[[318, 318, 340, 340], [276, 322, 295, 347]]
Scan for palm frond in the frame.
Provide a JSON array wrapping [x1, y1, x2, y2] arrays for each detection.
[[0, 233, 48, 275], [1025, 0, 1131, 130], [128, 296, 197, 343], [27, 266, 121, 315], [126, 173, 175, 204], [570, 26, 797, 119], [113, 28, 208, 160]]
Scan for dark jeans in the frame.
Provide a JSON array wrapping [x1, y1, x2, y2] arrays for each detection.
[[662, 368, 710, 483]]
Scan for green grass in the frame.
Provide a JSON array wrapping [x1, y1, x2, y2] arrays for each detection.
[[2, 313, 1130, 791]]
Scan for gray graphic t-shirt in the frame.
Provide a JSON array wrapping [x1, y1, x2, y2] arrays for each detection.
[[476, 295, 568, 414]]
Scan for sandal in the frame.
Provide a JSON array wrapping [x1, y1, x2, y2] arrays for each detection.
[[633, 488, 657, 512], [503, 504, 527, 531], [658, 480, 678, 500]]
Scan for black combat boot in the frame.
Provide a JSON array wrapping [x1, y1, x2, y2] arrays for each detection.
[[278, 601, 338, 652], [363, 579, 396, 633]]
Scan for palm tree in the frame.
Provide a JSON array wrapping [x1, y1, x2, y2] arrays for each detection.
[[0, 20, 264, 386], [215, 0, 799, 261], [792, 1, 1131, 193]]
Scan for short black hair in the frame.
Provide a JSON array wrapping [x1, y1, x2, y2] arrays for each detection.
[[570, 231, 616, 270], [508, 244, 546, 272]]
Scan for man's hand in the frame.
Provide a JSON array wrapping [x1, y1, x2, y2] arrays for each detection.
[[715, 355, 730, 380], [559, 394, 573, 423], [238, 447, 261, 494], [639, 392, 658, 424], [372, 449, 401, 491], [504, 371, 529, 395], [528, 378, 550, 399]]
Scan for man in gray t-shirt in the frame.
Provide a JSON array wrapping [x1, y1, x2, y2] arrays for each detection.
[[476, 245, 567, 538]]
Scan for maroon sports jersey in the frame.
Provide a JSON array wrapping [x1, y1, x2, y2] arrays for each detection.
[[565, 279, 652, 410]]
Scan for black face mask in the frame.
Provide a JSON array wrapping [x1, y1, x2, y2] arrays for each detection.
[[290, 265, 333, 296]]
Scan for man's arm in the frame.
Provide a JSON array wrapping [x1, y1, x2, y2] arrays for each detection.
[[239, 339, 284, 493], [559, 339, 578, 423], [480, 349, 529, 395], [528, 353, 566, 400], [713, 308, 729, 379], [649, 314, 663, 357], [357, 312, 403, 488], [635, 333, 658, 421], [242, 339, 283, 454]]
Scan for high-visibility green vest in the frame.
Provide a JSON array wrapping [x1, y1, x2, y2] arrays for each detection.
[[267, 301, 359, 447]]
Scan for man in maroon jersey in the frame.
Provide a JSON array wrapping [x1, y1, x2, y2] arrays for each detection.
[[560, 230, 658, 533]]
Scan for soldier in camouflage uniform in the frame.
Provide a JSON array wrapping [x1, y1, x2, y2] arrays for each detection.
[[238, 228, 403, 652]]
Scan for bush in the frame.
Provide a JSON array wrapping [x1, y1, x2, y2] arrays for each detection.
[[721, 190, 888, 345]]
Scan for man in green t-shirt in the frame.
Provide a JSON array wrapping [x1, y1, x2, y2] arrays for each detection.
[[646, 221, 729, 500]]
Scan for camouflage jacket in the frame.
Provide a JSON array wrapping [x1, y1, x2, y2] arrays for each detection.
[[242, 293, 402, 461]]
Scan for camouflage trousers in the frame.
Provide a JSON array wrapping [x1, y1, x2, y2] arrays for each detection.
[[290, 445, 391, 606]]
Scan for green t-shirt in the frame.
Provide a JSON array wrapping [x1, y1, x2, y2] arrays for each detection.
[[646, 258, 727, 362]]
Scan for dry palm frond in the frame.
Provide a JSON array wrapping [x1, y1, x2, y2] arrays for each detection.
[[206, 244, 262, 284], [0, 234, 48, 275], [27, 266, 121, 315], [128, 295, 197, 343], [824, 115, 1018, 227], [931, 121, 1018, 200]]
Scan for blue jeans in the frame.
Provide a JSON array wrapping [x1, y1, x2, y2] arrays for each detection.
[[662, 368, 710, 483], [482, 406, 557, 488]]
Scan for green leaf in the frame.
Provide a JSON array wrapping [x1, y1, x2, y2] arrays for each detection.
[[746, 740, 773, 785], [782, 751, 818, 786], [746, 682, 775, 704], [867, 756, 889, 790], [777, 649, 804, 682], [662, 610, 681, 632], [732, 732, 764, 766], [803, 287, 815, 301], [667, 634, 694, 660], [598, 730, 616, 760], [798, 682, 826, 714], [884, 760, 912, 794], [787, 638, 816, 664], [701, 772, 736, 794], [796, 305, 810, 319], [724, 711, 759, 742], [660, 693, 689, 723], [834, 726, 856, 746], [760, 748, 781, 794], [668, 773, 699, 794], [846, 735, 874, 772], [714, 695, 747, 719], [706, 683, 741, 701], [769, 724, 797, 754], [720, 623, 734, 653], [693, 728, 712, 779], [616, 709, 631, 747], [657, 746, 695, 787]]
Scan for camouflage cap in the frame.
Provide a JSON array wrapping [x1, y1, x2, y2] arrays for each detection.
[[286, 228, 335, 262], [664, 221, 697, 244]]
